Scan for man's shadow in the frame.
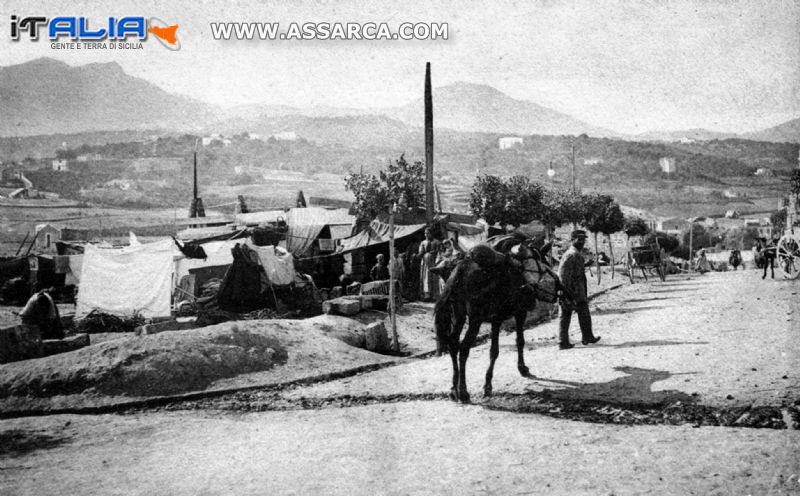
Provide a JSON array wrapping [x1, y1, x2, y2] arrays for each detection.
[[527, 366, 696, 407]]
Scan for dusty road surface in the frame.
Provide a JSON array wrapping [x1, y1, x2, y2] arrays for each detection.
[[2, 271, 799, 495]]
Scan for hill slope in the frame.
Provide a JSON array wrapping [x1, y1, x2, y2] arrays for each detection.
[[0, 58, 215, 136]]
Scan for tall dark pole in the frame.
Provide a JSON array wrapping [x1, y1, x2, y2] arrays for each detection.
[[570, 142, 576, 192], [193, 151, 198, 200], [425, 62, 434, 223]]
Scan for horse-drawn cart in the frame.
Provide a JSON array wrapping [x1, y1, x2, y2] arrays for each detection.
[[776, 195, 800, 279], [626, 243, 666, 283]]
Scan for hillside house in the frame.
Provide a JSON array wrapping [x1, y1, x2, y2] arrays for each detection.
[[583, 158, 603, 166], [659, 157, 676, 174], [658, 217, 691, 235], [754, 168, 774, 177], [498, 137, 523, 150], [52, 159, 69, 171], [35, 223, 64, 253], [273, 131, 297, 141]]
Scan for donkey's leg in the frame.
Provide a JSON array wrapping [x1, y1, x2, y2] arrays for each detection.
[[448, 314, 466, 401], [457, 319, 482, 403], [483, 320, 502, 397], [514, 311, 531, 376]]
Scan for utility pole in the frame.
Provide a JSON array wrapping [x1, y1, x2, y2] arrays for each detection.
[[571, 142, 576, 192], [388, 202, 399, 352], [424, 62, 434, 224]]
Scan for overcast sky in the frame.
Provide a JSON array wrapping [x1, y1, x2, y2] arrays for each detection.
[[2, 0, 798, 134]]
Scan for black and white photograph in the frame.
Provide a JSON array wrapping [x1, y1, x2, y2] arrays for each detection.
[[1, 0, 799, 494]]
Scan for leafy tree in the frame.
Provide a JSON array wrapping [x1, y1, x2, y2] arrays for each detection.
[[623, 216, 650, 239], [722, 227, 759, 250], [345, 154, 424, 222], [539, 188, 569, 237], [504, 176, 545, 228], [643, 231, 680, 252], [771, 209, 786, 234], [790, 169, 800, 198], [582, 194, 625, 282], [681, 223, 722, 253], [469, 175, 509, 227]]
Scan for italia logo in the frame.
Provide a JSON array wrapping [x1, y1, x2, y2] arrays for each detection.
[[10, 15, 180, 50]]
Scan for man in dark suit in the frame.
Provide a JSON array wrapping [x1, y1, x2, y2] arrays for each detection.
[[557, 230, 601, 350]]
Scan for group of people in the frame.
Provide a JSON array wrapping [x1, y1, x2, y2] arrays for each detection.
[[366, 227, 601, 351], [367, 227, 460, 301]]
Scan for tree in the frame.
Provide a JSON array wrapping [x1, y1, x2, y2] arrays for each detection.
[[469, 175, 546, 229], [790, 169, 800, 198], [503, 176, 545, 228], [643, 232, 680, 252], [469, 175, 509, 227], [345, 155, 424, 222], [582, 194, 625, 282], [623, 217, 650, 239], [681, 223, 721, 252], [771, 209, 787, 234]]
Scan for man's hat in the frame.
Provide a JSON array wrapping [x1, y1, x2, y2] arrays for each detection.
[[571, 229, 588, 239]]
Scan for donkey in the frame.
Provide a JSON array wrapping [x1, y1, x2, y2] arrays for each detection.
[[433, 236, 559, 403]]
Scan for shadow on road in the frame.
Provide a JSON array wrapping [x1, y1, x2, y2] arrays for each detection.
[[0, 429, 71, 458], [527, 366, 696, 407], [593, 339, 710, 349], [593, 305, 667, 315]]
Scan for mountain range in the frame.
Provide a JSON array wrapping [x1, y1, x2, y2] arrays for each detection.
[[0, 57, 797, 144]]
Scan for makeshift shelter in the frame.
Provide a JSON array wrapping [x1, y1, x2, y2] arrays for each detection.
[[285, 207, 354, 256], [76, 239, 175, 319], [337, 220, 427, 282], [76, 235, 296, 319]]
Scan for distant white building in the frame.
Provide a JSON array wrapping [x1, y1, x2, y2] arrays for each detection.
[[52, 159, 69, 171], [498, 136, 523, 150], [273, 131, 297, 141], [659, 157, 676, 174], [583, 158, 603, 166], [723, 189, 740, 199], [754, 167, 774, 176]]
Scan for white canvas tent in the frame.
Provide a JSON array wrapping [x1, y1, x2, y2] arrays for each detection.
[[76, 237, 295, 319]]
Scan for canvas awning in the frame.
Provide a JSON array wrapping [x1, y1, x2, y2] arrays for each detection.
[[235, 210, 288, 226], [338, 220, 426, 253], [285, 207, 354, 256]]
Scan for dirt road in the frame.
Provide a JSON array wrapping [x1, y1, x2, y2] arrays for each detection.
[[2, 271, 799, 495]]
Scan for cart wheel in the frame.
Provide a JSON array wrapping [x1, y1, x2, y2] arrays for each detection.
[[777, 235, 800, 280]]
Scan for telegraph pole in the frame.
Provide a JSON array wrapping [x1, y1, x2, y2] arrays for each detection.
[[424, 62, 434, 224]]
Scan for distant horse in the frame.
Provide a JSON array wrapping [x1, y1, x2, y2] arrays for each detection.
[[433, 235, 559, 403], [756, 237, 778, 279]]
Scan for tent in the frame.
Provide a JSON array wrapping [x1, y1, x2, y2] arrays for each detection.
[[76, 236, 296, 319], [285, 207, 354, 256], [338, 220, 427, 254], [76, 239, 175, 319]]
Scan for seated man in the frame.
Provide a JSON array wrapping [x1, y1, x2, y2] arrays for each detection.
[[19, 285, 64, 340]]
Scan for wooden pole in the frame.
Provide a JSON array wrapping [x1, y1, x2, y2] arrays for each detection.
[[389, 203, 399, 352], [14, 232, 30, 257], [689, 222, 694, 266], [571, 142, 576, 192], [425, 62, 434, 224]]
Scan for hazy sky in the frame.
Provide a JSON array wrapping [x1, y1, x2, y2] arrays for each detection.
[[2, 0, 798, 133]]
